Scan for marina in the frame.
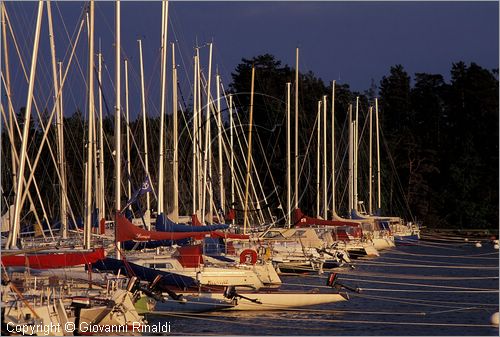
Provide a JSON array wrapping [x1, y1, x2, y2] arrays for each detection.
[[1, 1, 498, 336]]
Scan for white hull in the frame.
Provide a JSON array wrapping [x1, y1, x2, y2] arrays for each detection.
[[180, 291, 347, 311], [363, 244, 380, 257], [372, 237, 395, 250]]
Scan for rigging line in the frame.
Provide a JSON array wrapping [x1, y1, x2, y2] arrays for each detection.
[[350, 292, 499, 308], [352, 260, 498, 269], [334, 271, 499, 281], [165, 311, 496, 328], [388, 249, 500, 259], [149, 312, 337, 332], [2, 10, 84, 233], [361, 288, 498, 293], [420, 233, 487, 241], [295, 103, 320, 206], [337, 276, 498, 291], [379, 125, 414, 219], [372, 255, 497, 266], [221, 85, 266, 223], [254, 120, 287, 221]]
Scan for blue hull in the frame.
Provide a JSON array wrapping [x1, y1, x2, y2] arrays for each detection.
[[394, 234, 419, 246]]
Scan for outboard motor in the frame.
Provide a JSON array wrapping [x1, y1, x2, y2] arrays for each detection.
[[327, 273, 360, 293]]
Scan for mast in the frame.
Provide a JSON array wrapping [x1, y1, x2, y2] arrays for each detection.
[[171, 42, 179, 221], [354, 96, 359, 212], [375, 98, 381, 211], [294, 47, 299, 209], [138, 39, 150, 228], [98, 49, 105, 225], [331, 81, 336, 218], [286, 82, 291, 226], [158, 0, 169, 216], [316, 100, 321, 217], [229, 94, 234, 224], [201, 42, 213, 224], [243, 66, 255, 234], [114, 0, 121, 258], [7, 0, 44, 249], [322, 95, 327, 219], [196, 48, 203, 211], [369, 105, 373, 215], [124, 59, 131, 209], [348, 104, 353, 214], [216, 73, 224, 217], [192, 54, 198, 215], [84, 0, 94, 250], [47, 0, 67, 238], [2, 3, 17, 225], [58, 60, 68, 237]]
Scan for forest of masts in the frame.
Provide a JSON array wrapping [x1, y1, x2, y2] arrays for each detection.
[[2, 0, 498, 250]]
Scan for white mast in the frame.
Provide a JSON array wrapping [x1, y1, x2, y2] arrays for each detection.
[[98, 49, 105, 225], [8, 1, 43, 249], [322, 95, 327, 219], [369, 105, 373, 215], [196, 49, 203, 210], [354, 96, 359, 212], [124, 59, 131, 209], [331, 81, 336, 218], [84, 0, 95, 250], [171, 42, 179, 222], [158, 0, 169, 215], [294, 47, 299, 209], [243, 66, 255, 234], [316, 100, 321, 217], [47, 0, 67, 238], [138, 39, 150, 228], [229, 94, 234, 224], [286, 82, 291, 226], [348, 104, 353, 214], [114, 0, 122, 258], [375, 98, 381, 211], [216, 73, 224, 217], [192, 54, 198, 215], [201, 43, 213, 224], [1, 3, 17, 207], [59, 61, 69, 236]]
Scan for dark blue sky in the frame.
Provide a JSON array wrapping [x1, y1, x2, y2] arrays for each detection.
[[3, 1, 498, 118]]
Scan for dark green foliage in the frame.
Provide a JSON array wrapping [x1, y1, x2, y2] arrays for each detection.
[[1, 58, 497, 230]]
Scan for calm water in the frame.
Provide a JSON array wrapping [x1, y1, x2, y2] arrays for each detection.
[[147, 240, 499, 336]]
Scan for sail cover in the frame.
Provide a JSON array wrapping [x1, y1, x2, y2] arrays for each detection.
[[116, 213, 250, 242], [293, 208, 361, 228], [155, 214, 229, 232], [1, 248, 106, 269]]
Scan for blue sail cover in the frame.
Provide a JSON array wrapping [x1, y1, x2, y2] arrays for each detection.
[[155, 214, 229, 232], [350, 209, 391, 229], [91, 257, 197, 289]]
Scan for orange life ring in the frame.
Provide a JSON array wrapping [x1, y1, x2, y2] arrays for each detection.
[[239, 249, 258, 265]]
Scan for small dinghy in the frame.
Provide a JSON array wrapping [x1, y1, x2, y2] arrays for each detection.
[[146, 295, 235, 314]]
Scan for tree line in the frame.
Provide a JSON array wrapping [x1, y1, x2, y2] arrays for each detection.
[[1, 56, 498, 230]]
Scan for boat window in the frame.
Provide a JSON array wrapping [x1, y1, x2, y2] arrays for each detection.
[[291, 230, 306, 238], [262, 231, 285, 239], [149, 263, 173, 269]]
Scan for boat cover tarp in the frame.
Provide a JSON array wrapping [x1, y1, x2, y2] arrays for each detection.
[[177, 244, 203, 268], [91, 257, 197, 289], [204, 237, 225, 255], [155, 213, 229, 232], [116, 213, 249, 242], [293, 208, 360, 228], [1, 248, 105, 269]]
